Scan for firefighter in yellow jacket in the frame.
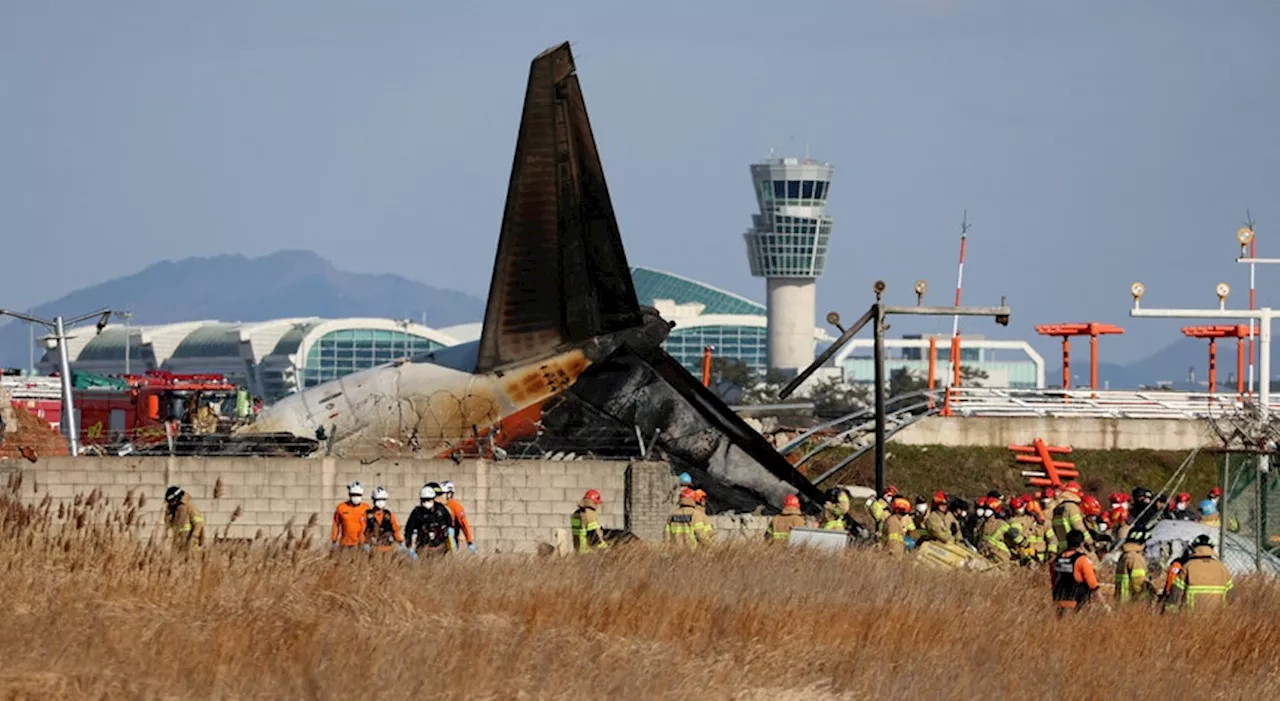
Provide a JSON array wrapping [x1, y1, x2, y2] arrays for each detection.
[[1115, 531, 1149, 604], [665, 487, 714, 551], [1164, 535, 1235, 612], [766, 494, 807, 542], [922, 491, 958, 544], [1051, 482, 1093, 554], [164, 485, 204, 551], [880, 497, 912, 556], [980, 498, 1023, 564], [571, 489, 609, 554]]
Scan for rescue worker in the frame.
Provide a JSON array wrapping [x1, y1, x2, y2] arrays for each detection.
[[571, 489, 609, 554], [821, 487, 848, 530], [1051, 530, 1099, 616], [363, 486, 403, 553], [405, 484, 456, 556], [1198, 499, 1221, 528], [665, 487, 714, 551], [1052, 481, 1093, 553], [1008, 497, 1043, 564], [980, 498, 1022, 564], [441, 481, 477, 553], [922, 491, 957, 544], [1129, 487, 1156, 526], [1171, 492, 1196, 521], [164, 485, 204, 551], [1080, 495, 1111, 551], [868, 484, 899, 533], [1164, 535, 1235, 612], [1207, 486, 1222, 511], [766, 494, 807, 542], [1024, 496, 1049, 561], [1040, 488, 1061, 556], [331, 482, 370, 550], [692, 489, 715, 544], [1115, 530, 1149, 605], [880, 497, 912, 556]]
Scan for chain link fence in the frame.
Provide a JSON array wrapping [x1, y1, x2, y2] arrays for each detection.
[[1219, 452, 1280, 572]]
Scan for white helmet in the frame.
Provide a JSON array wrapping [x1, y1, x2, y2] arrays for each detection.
[[442, 481, 455, 495], [372, 486, 389, 501], [347, 482, 365, 496], [419, 485, 436, 501]]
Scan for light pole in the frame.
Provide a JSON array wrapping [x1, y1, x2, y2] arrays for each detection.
[[781, 279, 1011, 495], [1128, 281, 1273, 457], [115, 310, 134, 375], [0, 307, 111, 457], [1237, 220, 1258, 394]]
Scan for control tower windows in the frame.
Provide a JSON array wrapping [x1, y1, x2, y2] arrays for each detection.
[[772, 181, 786, 198], [786, 180, 801, 198], [801, 181, 814, 198], [813, 181, 826, 199]]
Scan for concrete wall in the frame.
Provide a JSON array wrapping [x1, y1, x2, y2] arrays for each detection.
[[894, 416, 1214, 452], [0, 457, 677, 554]]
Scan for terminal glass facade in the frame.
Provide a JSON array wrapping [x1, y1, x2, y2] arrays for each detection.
[[302, 330, 446, 388], [664, 325, 769, 377]]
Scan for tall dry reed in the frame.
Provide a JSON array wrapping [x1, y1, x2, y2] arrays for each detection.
[[0, 484, 1276, 700]]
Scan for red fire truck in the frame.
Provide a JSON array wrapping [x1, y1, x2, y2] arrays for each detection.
[[74, 371, 240, 449]]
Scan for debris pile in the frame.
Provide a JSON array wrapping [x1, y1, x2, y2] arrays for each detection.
[[0, 392, 69, 461]]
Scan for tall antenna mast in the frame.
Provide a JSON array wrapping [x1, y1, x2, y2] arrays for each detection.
[[1245, 209, 1258, 394], [949, 211, 970, 388]]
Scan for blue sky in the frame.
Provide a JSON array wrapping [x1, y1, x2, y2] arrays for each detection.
[[3, 0, 1278, 363]]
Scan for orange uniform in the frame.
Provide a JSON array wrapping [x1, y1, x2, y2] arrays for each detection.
[[332, 501, 371, 547], [1051, 548, 1099, 612], [364, 508, 403, 552], [446, 498, 474, 546]]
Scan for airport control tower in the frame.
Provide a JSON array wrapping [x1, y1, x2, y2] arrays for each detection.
[[743, 157, 834, 375]]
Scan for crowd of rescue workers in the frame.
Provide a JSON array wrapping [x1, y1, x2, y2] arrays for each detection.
[[157, 473, 1235, 614]]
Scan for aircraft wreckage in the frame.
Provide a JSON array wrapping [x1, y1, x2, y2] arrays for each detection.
[[239, 42, 824, 511]]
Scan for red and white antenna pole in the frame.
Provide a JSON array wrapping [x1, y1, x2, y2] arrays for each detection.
[[949, 212, 970, 388], [1248, 213, 1257, 395]]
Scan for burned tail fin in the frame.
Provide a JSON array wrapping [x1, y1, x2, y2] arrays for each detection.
[[475, 42, 642, 374]]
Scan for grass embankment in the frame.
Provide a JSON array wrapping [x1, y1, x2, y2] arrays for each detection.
[[3, 482, 1278, 699], [810, 445, 1219, 501]]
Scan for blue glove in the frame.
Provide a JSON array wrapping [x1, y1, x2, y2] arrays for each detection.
[[404, 547, 418, 560], [467, 543, 477, 554], [361, 544, 371, 553]]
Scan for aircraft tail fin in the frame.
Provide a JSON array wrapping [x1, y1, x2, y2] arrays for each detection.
[[475, 42, 642, 374]]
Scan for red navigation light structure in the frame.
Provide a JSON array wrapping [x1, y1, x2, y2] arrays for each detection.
[[1035, 322, 1124, 390], [1181, 325, 1249, 394]]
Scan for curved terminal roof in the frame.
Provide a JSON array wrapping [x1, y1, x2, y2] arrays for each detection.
[[631, 266, 765, 315]]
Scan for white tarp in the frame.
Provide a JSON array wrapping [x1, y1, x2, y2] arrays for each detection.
[[1141, 520, 1280, 577]]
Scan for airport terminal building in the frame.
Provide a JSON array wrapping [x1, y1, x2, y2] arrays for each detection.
[[38, 318, 460, 402]]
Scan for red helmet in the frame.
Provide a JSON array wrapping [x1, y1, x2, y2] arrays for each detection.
[[679, 487, 695, 501], [932, 490, 948, 506], [783, 494, 800, 509], [692, 489, 707, 506], [1209, 486, 1223, 499], [1176, 491, 1191, 504], [584, 489, 603, 504], [884, 485, 899, 498], [1042, 487, 1056, 500], [890, 497, 912, 514], [1009, 496, 1025, 511], [987, 497, 1002, 512], [1080, 495, 1102, 517], [1064, 481, 1083, 496]]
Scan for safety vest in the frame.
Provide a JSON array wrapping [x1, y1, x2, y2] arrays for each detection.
[[869, 498, 889, 527], [1053, 501, 1091, 547], [1051, 551, 1091, 605], [571, 507, 608, 554], [666, 513, 698, 549]]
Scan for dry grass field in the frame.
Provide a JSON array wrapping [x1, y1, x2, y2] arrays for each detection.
[[2, 483, 1278, 700]]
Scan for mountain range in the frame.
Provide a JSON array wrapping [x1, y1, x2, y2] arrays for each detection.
[[0, 249, 1267, 390], [0, 250, 485, 368]]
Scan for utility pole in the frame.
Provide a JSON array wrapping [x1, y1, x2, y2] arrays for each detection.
[[0, 307, 112, 456], [781, 280, 1010, 495]]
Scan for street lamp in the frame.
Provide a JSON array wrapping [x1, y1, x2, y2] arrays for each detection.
[[780, 280, 1011, 495], [1127, 282, 1273, 459], [0, 307, 111, 456]]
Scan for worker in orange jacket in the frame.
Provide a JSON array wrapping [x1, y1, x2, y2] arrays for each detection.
[[363, 486, 404, 553], [1050, 530, 1099, 616], [442, 481, 477, 554], [332, 481, 370, 549]]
